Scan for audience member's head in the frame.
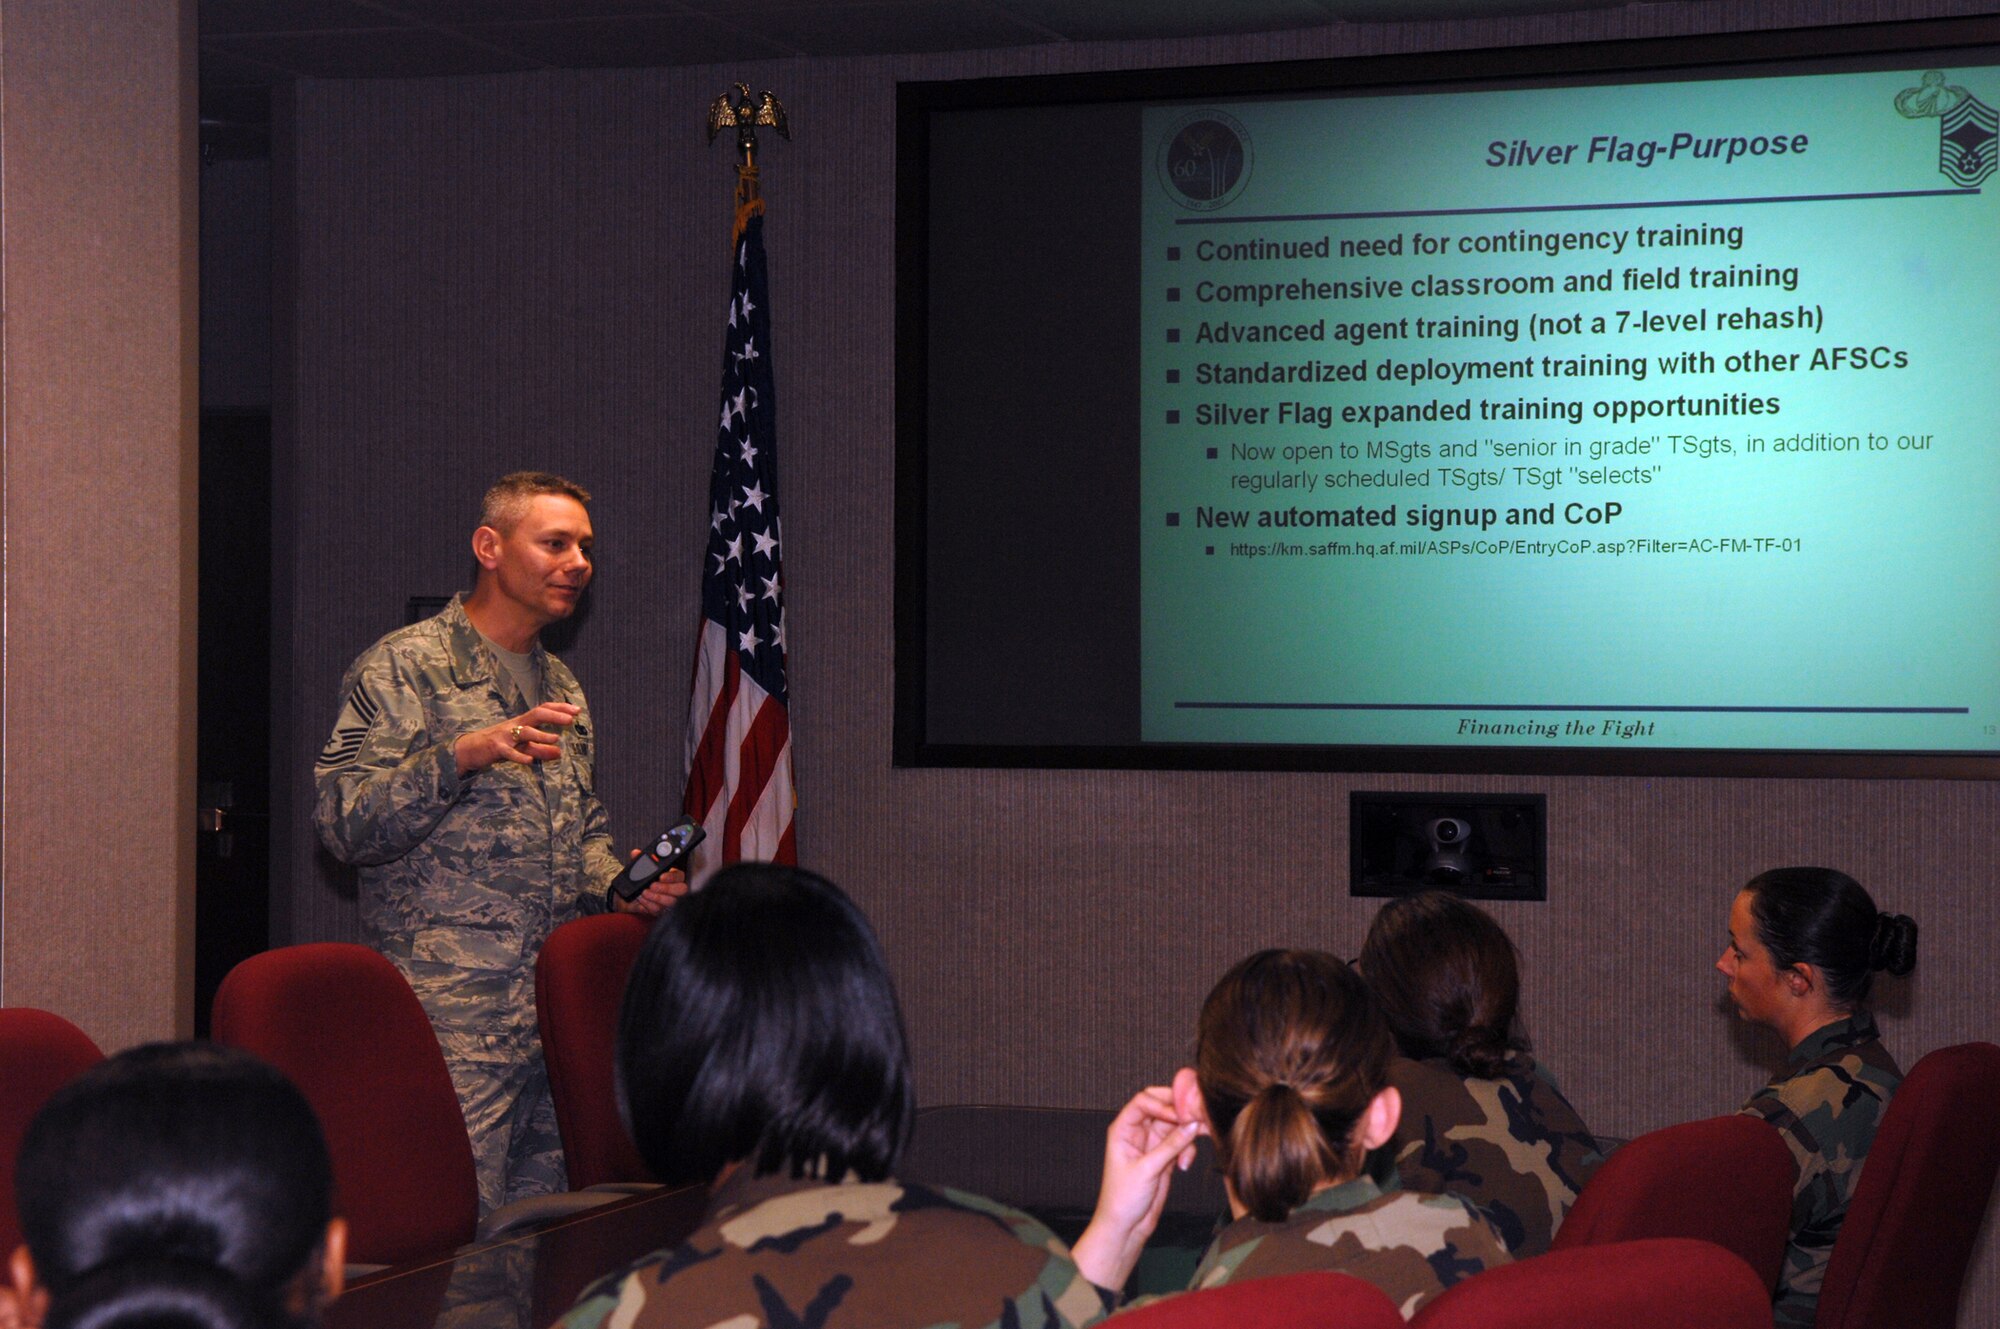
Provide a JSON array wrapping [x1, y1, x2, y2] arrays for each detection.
[[1174, 949, 1398, 1223], [1733, 866, 1918, 1017], [10, 1042, 343, 1329], [1358, 889, 1529, 1078], [618, 862, 915, 1188]]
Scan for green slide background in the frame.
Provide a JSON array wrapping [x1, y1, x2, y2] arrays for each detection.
[[1139, 65, 2000, 751]]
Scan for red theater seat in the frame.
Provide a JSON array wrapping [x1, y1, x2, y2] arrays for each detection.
[[1110, 1270, 1403, 1329], [1551, 1113, 1793, 1290], [535, 912, 656, 1189], [0, 1009, 104, 1255], [1815, 1041, 2000, 1329], [212, 943, 478, 1265], [1413, 1238, 1771, 1329]]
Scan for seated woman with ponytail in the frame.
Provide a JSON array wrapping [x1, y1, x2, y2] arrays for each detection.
[[1357, 890, 1602, 1257], [4, 1043, 344, 1329], [1718, 866, 1917, 1329], [1072, 950, 1509, 1318]]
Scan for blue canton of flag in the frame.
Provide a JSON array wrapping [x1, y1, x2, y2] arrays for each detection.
[[683, 209, 796, 870]]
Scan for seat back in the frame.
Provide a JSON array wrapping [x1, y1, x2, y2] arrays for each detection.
[[1413, 1238, 1771, 1329], [904, 1104, 1230, 1220], [212, 943, 478, 1264], [0, 1009, 105, 1254], [534, 913, 656, 1188], [903, 1104, 1228, 1295], [1550, 1113, 1793, 1289], [1816, 1041, 2000, 1329], [1110, 1270, 1403, 1329]]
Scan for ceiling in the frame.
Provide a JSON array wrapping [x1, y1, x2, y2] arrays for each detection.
[[198, 0, 1630, 144]]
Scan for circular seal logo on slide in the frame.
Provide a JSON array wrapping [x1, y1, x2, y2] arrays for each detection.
[[1158, 110, 1253, 211]]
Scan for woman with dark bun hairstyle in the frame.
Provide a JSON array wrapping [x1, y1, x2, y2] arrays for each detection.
[[1718, 866, 1918, 1329], [1357, 890, 1601, 1257], [3, 1042, 344, 1329], [1073, 950, 1509, 1317]]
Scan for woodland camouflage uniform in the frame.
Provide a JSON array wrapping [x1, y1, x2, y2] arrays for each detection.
[[1186, 1174, 1511, 1319], [552, 1171, 1112, 1329], [1739, 1012, 1902, 1328], [315, 593, 622, 1212], [1386, 1054, 1603, 1256]]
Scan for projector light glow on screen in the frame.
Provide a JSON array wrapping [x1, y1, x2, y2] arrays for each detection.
[[1137, 67, 2000, 754], [896, 18, 2000, 777]]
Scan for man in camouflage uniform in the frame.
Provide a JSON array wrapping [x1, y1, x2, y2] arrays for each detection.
[[1384, 1054, 1603, 1256], [552, 1171, 1112, 1329], [1186, 1173, 1511, 1318], [1738, 1012, 1902, 1328], [316, 472, 682, 1213]]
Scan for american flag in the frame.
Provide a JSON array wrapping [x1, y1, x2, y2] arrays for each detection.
[[681, 208, 795, 872]]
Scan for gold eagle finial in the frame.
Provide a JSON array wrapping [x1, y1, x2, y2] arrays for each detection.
[[707, 83, 791, 167]]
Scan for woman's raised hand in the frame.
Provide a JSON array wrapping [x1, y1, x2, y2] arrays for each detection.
[[1070, 1084, 1204, 1293]]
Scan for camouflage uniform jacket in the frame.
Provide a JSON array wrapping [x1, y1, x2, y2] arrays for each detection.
[[1185, 1174, 1511, 1319], [552, 1171, 1112, 1329], [1387, 1054, 1603, 1257], [315, 594, 619, 991], [1739, 1013, 1902, 1329]]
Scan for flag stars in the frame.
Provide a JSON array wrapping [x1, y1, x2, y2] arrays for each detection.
[[738, 626, 761, 654], [724, 532, 744, 564], [738, 437, 759, 467], [760, 572, 781, 603], [740, 480, 768, 512], [753, 529, 779, 561]]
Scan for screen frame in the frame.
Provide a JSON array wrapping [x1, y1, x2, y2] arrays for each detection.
[[894, 13, 2000, 779]]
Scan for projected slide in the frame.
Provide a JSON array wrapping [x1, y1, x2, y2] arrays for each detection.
[[1139, 65, 2000, 750]]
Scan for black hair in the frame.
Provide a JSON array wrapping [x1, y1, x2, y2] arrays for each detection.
[[1358, 890, 1529, 1079], [1742, 866, 1918, 1010], [15, 1042, 335, 1329], [617, 862, 915, 1188]]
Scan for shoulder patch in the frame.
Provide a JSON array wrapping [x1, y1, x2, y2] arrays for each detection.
[[317, 689, 381, 769]]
